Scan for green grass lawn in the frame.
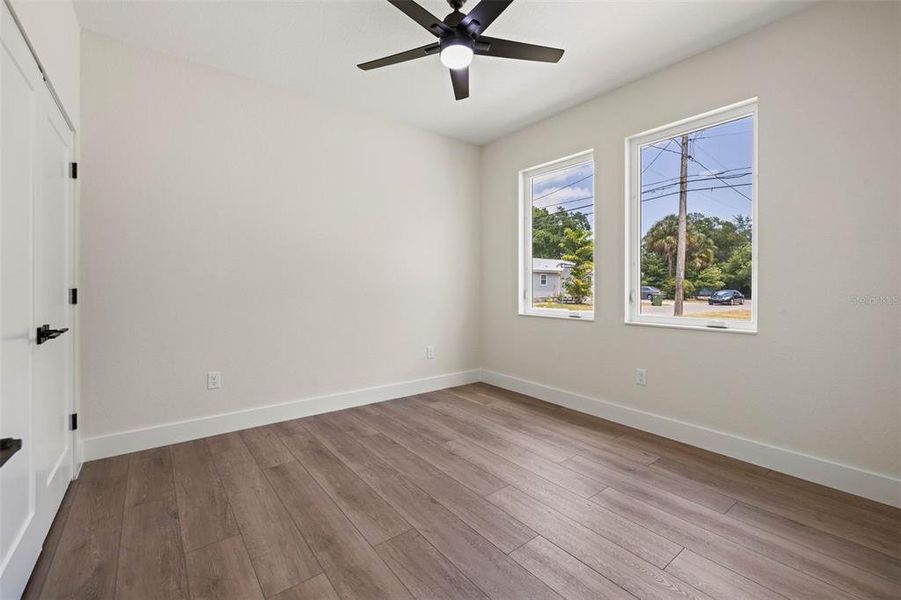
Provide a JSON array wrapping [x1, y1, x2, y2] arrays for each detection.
[[690, 308, 752, 320], [533, 302, 594, 311]]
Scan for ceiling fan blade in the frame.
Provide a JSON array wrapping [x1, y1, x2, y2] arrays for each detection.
[[460, 0, 514, 35], [449, 67, 469, 100], [358, 43, 440, 71], [475, 36, 564, 63], [387, 0, 452, 37]]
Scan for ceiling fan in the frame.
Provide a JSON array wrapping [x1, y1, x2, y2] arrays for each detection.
[[357, 0, 564, 101]]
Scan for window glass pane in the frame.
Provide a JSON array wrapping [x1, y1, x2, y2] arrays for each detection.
[[639, 116, 753, 322], [529, 159, 594, 314]]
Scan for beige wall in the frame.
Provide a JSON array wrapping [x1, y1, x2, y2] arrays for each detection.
[[480, 2, 901, 477], [11, 0, 80, 128], [79, 31, 481, 439]]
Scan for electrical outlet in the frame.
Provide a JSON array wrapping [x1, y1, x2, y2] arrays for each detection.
[[635, 368, 647, 386], [207, 371, 222, 390], [426, 345, 435, 360]]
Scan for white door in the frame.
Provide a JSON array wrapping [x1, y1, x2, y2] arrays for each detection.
[[0, 2, 76, 597]]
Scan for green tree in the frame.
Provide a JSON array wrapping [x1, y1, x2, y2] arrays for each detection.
[[642, 214, 716, 282], [661, 276, 696, 299], [722, 243, 752, 295], [694, 214, 752, 264], [532, 207, 591, 259], [695, 265, 726, 291], [644, 216, 679, 276], [560, 227, 593, 304], [640, 249, 667, 288]]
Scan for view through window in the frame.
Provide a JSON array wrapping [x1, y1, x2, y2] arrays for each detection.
[[522, 154, 594, 318], [634, 109, 755, 328]]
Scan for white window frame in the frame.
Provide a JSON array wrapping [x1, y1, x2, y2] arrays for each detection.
[[539, 273, 548, 286], [624, 99, 758, 333], [519, 149, 595, 321]]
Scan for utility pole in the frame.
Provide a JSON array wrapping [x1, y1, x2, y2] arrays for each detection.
[[674, 134, 689, 317]]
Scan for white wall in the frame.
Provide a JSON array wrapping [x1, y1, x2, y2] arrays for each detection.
[[481, 2, 901, 479], [79, 31, 480, 444], [10, 0, 79, 128]]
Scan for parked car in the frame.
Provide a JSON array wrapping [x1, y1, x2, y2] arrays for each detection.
[[708, 289, 745, 305], [640, 286, 662, 301]]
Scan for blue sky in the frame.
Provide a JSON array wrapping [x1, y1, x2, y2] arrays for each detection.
[[531, 159, 595, 230], [640, 116, 753, 237]]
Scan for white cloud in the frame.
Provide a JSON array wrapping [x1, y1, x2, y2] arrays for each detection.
[[532, 162, 593, 189], [533, 185, 593, 209]]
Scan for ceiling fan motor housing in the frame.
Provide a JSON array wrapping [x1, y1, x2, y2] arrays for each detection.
[[440, 35, 475, 54]]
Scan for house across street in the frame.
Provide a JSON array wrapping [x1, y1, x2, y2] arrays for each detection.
[[532, 258, 574, 300]]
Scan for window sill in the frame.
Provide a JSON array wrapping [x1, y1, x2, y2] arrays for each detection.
[[625, 318, 757, 334], [520, 310, 595, 322]]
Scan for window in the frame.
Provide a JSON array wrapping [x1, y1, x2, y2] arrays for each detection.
[[626, 100, 757, 332], [520, 150, 595, 320]]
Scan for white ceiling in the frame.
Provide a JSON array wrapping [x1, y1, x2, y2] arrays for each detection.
[[74, 0, 808, 145]]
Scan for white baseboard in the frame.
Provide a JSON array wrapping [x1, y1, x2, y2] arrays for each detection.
[[80, 369, 480, 462], [79, 366, 900, 508], [480, 369, 901, 508]]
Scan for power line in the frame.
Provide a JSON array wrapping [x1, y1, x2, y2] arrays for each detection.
[[647, 143, 683, 156], [642, 164, 748, 214], [531, 173, 594, 202], [695, 130, 751, 139], [641, 139, 673, 174], [558, 203, 593, 213], [642, 166, 750, 188], [689, 155, 752, 201], [642, 172, 751, 196], [641, 183, 752, 202], [644, 136, 752, 202], [536, 195, 594, 210]]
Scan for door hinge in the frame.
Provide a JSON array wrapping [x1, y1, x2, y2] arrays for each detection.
[[69, 413, 78, 431], [69, 288, 78, 305], [69, 162, 78, 179]]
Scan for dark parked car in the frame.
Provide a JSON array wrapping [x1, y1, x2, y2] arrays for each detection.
[[708, 290, 745, 305], [640, 286, 662, 301]]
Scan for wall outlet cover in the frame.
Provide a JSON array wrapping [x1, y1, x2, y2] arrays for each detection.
[[207, 371, 222, 390]]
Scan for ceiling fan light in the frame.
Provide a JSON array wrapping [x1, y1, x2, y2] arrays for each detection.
[[440, 43, 473, 70]]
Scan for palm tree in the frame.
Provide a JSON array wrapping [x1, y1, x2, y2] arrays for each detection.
[[642, 215, 716, 295], [645, 218, 679, 276]]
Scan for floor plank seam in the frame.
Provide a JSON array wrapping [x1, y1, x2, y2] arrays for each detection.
[[399, 524, 497, 600], [725, 502, 901, 584], [166, 449, 191, 600], [661, 546, 685, 571], [21, 482, 77, 599], [503, 533, 540, 557], [596, 484, 879, 600], [111, 455, 132, 598], [674, 545, 795, 600]]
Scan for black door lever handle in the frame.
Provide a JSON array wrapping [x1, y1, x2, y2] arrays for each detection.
[[36, 324, 69, 345], [1, 437, 23, 468]]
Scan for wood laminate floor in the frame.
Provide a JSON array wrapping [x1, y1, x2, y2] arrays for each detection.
[[23, 383, 901, 600]]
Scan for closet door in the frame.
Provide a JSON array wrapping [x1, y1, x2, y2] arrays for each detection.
[[0, 3, 76, 597], [31, 47, 76, 556]]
